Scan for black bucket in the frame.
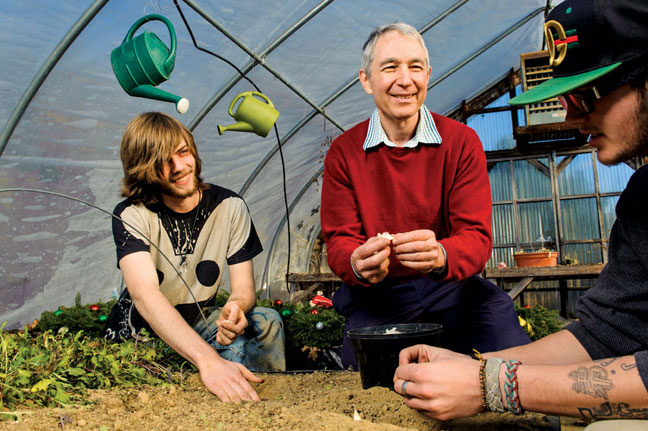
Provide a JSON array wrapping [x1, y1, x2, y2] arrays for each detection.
[[348, 323, 443, 389]]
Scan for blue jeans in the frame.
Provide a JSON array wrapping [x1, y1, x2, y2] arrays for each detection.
[[193, 306, 286, 372], [333, 275, 531, 370]]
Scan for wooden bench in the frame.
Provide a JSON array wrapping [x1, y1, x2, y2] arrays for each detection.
[[286, 272, 342, 302], [287, 265, 605, 317], [483, 264, 605, 317]]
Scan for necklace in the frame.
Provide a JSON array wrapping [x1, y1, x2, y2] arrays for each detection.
[[163, 192, 202, 273]]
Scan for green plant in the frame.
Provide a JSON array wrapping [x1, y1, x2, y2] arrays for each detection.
[[284, 308, 345, 350], [1, 291, 347, 411], [35, 293, 115, 337], [257, 297, 345, 350], [0, 323, 188, 411], [515, 304, 566, 341]]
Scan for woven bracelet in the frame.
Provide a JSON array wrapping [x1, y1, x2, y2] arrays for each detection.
[[484, 358, 505, 413], [504, 359, 523, 415], [478, 358, 488, 410], [472, 348, 483, 360]]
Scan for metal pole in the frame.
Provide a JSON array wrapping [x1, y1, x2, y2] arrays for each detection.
[[181, 0, 344, 131], [427, 7, 545, 92], [186, 0, 335, 130], [0, 0, 109, 158]]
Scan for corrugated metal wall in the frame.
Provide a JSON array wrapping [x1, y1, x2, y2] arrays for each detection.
[[472, 93, 635, 315]]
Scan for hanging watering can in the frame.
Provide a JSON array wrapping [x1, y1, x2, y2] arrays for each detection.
[[218, 91, 280, 138], [111, 14, 189, 114]]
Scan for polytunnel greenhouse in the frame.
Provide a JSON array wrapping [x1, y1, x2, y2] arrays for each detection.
[[1, 0, 637, 330]]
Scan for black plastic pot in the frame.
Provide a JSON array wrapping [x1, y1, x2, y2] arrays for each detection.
[[348, 323, 443, 389]]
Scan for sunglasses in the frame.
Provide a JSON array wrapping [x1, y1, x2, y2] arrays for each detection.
[[557, 86, 603, 113], [555, 71, 627, 114]]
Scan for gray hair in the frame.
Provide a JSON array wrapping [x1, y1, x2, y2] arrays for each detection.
[[361, 23, 429, 77]]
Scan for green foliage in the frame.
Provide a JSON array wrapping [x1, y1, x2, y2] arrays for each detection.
[[515, 304, 566, 341], [35, 293, 115, 337], [0, 323, 188, 411], [212, 291, 230, 307], [282, 307, 345, 350], [259, 298, 345, 350], [1, 291, 346, 411]]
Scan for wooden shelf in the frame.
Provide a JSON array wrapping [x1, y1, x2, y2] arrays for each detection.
[[484, 264, 604, 280], [286, 273, 341, 283], [484, 264, 604, 317]]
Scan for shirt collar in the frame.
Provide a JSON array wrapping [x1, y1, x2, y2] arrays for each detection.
[[363, 105, 442, 151]]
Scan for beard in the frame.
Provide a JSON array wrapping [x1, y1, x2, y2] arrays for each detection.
[[635, 85, 648, 153], [158, 171, 198, 199], [598, 85, 648, 166], [610, 84, 648, 164]]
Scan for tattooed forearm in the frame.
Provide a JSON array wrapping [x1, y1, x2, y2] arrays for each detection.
[[621, 362, 637, 371], [568, 365, 614, 400], [578, 402, 648, 420], [596, 358, 616, 367]]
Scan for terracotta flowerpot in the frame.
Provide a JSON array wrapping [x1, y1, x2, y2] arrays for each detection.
[[513, 251, 558, 267]]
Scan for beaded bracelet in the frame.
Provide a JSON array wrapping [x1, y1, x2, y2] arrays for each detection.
[[503, 359, 523, 415], [478, 358, 488, 410]]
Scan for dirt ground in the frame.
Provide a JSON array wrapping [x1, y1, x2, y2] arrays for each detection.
[[0, 371, 582, 431]]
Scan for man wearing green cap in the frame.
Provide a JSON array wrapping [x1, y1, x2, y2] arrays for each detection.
[[392, 0, 648, 422]]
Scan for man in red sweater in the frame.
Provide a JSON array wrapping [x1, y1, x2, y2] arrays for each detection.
[[321, 23, 529, 369]]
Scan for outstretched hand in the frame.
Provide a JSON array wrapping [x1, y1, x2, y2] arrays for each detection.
[[200, 355, 263, 402], [394, 344, 482, 420]]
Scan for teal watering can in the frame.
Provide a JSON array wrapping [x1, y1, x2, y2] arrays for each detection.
[[218, 91, 280, 138], [111, 14, 189, 114]]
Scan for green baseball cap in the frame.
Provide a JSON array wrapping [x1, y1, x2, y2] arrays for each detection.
[[509, 0, 648, 106]]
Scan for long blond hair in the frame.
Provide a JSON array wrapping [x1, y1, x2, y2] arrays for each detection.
[[119, 112, 206, 205]]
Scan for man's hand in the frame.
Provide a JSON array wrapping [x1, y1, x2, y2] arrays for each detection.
[[394, 345, 482, 420], [350, 235, 391, 284], [199, 354, 263, 402], [399, 344, 469, 365], [392, 229, 445, 274], [216, 301, 248, 346]]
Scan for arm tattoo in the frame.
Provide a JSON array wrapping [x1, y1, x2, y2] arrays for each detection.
[[596, 358, 616, 367], [568, 365, 614, 400], [621, 362, 637, 371], [578, 402, 648, 420]]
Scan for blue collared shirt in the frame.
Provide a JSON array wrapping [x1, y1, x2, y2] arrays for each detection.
[[362, 105, 442, 151]]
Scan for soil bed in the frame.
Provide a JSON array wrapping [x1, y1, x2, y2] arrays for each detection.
[[0, 371, 570, 431]]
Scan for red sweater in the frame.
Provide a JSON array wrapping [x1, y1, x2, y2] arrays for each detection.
[[321, 114, 492, 285]]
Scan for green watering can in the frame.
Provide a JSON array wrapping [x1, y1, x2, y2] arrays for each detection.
[[111, 14, 189, 114], [218, 91, 280, 138]]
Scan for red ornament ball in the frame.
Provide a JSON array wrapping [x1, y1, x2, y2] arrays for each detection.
[[273, 299, 283, 307], [89, 304, 100, 312], [309, 309, 319, 315]]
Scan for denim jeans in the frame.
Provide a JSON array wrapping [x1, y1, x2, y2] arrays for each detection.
[[193, 306, 286, 372]]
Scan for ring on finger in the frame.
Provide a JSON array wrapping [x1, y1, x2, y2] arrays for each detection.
[[401, 380, 411, 398]]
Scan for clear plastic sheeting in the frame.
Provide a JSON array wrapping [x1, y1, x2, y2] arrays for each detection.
[[1, 0, 557, 328]]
